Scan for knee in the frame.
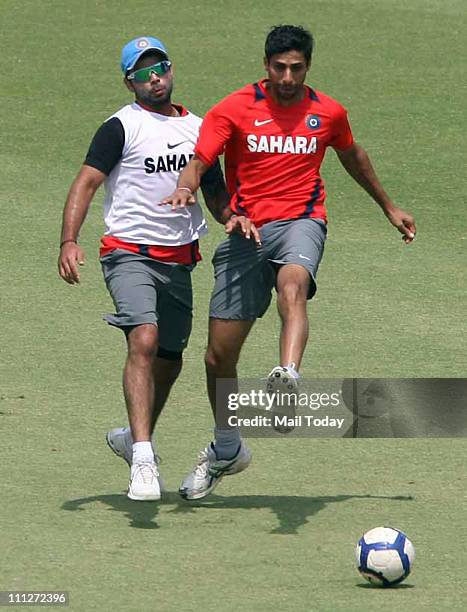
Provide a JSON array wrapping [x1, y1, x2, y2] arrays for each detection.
[[278, 281, 308, 308], [204, 344, 238, 373], [127, 324, 158, 361], [204, 345, 221, 372]]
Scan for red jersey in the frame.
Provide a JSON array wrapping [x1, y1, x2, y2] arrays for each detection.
[[195, 79, 354, 227]]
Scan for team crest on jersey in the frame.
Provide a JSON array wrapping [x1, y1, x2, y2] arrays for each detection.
[[306, 114, 321, 130], [137, 38, 149, 48]]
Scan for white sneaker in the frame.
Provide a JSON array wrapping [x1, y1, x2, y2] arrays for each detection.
[[179, 442, 252, 500], [128, 461, 161, 501], [106, 427, 133, 466], [267, 366, 299, 433], [106, 427, 165, 492]]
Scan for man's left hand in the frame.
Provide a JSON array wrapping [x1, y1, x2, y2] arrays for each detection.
[[385, 207, 416, 244], [225, 215, 261, 245]]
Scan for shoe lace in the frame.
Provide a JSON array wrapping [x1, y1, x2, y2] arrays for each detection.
[[193, 449, 209, 478], [134, 462, 158, 484]]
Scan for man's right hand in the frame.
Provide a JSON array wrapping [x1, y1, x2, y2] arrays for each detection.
[[161, 187, 196, 209], [58, 242, 85, 284]]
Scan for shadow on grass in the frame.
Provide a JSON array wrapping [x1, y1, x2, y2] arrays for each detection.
[[355, 582, 415, 589], [62, 492, 413, 533]]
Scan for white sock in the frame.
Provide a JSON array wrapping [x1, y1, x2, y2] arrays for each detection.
[[132, 441, 154, 464], [285, 363, 300, 379]]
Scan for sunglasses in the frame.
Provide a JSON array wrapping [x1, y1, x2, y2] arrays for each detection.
[[127, 60, 172, 82]]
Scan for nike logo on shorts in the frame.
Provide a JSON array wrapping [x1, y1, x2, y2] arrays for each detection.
[[298, 254, 311, 261], [254, 119, 273, 127], [167, 141, 188, 149]]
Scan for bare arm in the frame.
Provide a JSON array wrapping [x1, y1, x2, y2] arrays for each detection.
[[199, 167, 232, 225], [200, 163, 261, 244], [336, 142, 416, 243], [164, 156, 261, 244], [58, 165, 106, 284], [162, 155, 207, 208]]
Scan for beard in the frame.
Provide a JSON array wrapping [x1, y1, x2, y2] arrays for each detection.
[[138, 81, 173, 109], [276, 84, 301, 100]]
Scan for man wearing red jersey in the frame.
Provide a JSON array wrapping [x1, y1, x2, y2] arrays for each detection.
[[164, 25, 417, 500]]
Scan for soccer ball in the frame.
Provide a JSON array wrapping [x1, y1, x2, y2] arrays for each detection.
[[355, 526, 415, 587]]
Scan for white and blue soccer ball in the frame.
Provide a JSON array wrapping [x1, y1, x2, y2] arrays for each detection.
[[355, 526, 415, 587]]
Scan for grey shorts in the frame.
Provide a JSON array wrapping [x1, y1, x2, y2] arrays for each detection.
[[100, 249, 193, 353], [209, 218, 327, 320]]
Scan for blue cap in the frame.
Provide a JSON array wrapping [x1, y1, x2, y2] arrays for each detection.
[[121, 36, 169, 74]]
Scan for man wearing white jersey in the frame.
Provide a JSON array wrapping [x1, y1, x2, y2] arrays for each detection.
[[58, 36, 233, 501]]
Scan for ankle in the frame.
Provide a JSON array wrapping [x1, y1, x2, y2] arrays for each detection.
[[285, 363, 300, 379], [132, 441, 154, 464]]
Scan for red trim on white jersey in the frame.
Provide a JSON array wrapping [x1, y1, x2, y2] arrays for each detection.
[[100, 235, 201, 264]]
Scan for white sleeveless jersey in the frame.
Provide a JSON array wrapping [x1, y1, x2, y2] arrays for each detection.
[[103, 103, 207, 245]]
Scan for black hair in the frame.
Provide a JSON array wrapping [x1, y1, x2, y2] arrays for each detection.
[[265, 25, 314, 64]]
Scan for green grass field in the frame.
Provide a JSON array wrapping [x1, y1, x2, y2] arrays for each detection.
[[1, 0, 466, 609]]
